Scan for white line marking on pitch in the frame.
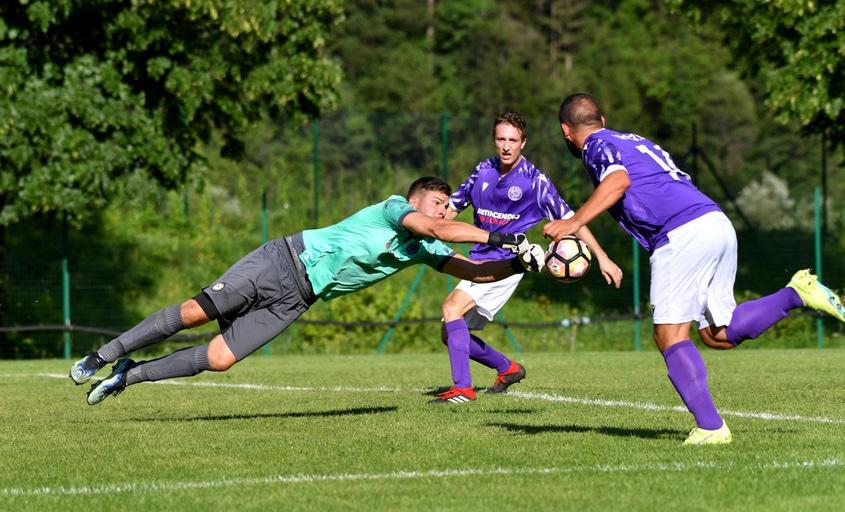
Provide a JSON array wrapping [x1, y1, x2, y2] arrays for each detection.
[[2, 459, 843, 497], [24, 373, 845, 424], [508, 391, 845, 424]]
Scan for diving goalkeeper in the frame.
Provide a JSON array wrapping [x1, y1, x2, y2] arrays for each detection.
[[70, 176, 546, 405]]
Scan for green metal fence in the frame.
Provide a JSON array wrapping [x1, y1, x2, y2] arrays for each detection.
[[3, 113, 843, 358]]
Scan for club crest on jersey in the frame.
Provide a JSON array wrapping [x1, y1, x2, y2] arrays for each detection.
[[507, 186, 522, 201], [385, 239, 420, 259]]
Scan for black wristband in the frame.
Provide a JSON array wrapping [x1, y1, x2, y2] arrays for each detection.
[[487, 232, 504, 247], [510, 257, 526, 273]]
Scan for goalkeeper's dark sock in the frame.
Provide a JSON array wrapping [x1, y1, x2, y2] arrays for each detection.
[[725, 288, 804, 345], [126, 345, 212, 385], [469, 334, 510, 374], [663, 340, 723, 430], [445, 319, 472, 388], [98, 305, 187, 362]]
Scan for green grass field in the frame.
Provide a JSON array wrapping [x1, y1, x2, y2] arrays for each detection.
[[2, 349, 844, 511]]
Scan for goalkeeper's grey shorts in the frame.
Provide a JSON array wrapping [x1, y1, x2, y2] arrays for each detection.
[[201, 233, 317, 361]]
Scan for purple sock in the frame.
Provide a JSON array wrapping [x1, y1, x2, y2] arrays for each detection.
[[663, 340, 723, 430], [469, 334, 510, 374], [726, 288, 804, 345], [445, 319, 472, 388]]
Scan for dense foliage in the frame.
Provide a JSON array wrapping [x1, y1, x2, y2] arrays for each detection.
[[668, 0, 845, 145], [0, 0, 343, 226]]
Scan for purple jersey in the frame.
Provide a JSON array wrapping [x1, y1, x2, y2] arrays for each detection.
[[581, 128, 721, 253], [450, 156, 573, 260]]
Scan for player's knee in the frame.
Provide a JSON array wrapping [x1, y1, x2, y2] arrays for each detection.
[[208, 351, 236, 371], [181, 297, 212, 327], [441, 301, 464, 323], [207, 337, 237, 371]]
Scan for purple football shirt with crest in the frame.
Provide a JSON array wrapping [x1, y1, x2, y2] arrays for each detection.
[[581, 128, 721, 253], [450, 156, 573, 260]]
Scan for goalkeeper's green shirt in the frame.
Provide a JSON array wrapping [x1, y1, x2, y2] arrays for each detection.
[[299, 195, 456, 301]]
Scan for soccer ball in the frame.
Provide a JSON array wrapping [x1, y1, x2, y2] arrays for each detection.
[[545, 235, 592, 282]]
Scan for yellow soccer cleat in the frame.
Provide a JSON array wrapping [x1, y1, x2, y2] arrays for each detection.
[[787, 269, 845, 323], [683, 421, 732, 446]]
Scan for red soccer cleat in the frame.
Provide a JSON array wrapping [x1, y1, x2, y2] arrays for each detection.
[[428, 387, 477, 404]]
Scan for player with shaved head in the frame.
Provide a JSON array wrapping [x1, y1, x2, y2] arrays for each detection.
[[546, 93, 845, 444]]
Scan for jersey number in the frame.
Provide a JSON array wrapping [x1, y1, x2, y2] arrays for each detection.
[[635, 144, 690, 181]]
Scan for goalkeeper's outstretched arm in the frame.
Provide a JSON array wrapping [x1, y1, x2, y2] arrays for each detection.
[[401, 211, 527, 252]]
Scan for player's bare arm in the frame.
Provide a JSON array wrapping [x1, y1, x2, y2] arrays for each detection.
[[543, 170, 630, 241], [401, 211, 489, 245], [574, 225, 623, 288], [440, 253, 520, 283], [401, 211, 530, 254]]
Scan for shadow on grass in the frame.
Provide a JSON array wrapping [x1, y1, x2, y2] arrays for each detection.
[[132, 406, 399, 422], [489, 422, 679, 440]]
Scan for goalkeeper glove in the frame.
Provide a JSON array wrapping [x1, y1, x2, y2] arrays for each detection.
[[510, 243, 545, 273], [488, 232, 529, 254]]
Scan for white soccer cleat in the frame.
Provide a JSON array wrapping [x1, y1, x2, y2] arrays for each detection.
[[69, 352, 107, 385]]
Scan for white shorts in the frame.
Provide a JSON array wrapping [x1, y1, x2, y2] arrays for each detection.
[[649, 211, 737, 329], [454, 273, 523, 330]]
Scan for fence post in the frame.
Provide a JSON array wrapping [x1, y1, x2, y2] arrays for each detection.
[[495, 311, 522, 353], [62, 213, 71, 359], [815, 187, 824, 349]]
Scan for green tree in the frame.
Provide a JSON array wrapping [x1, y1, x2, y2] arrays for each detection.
[[330, 0, 436, 113], [667, 0, 845, 145], [332, 0, 568, 117], [568, 0, 731, 151], [0, 0, 343, 227]]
